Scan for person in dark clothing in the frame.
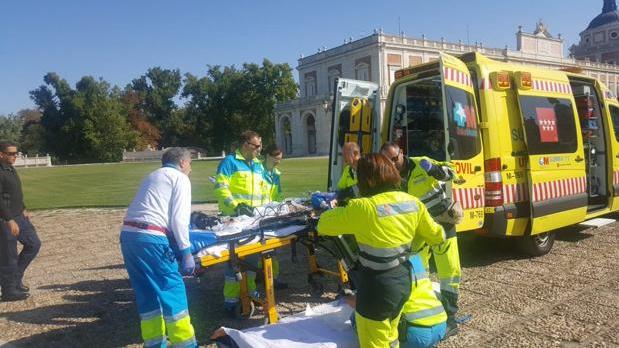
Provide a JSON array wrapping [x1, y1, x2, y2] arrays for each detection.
[[0, 142, 41, 301]]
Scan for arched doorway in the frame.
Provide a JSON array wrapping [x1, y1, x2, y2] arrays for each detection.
[[280, 116, 292, 154], [306, 115, 317, 154]]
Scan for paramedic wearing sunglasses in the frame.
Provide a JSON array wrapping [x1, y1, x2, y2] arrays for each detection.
[[317, 154, 445, 348], [0, 142, 41, 302], [214, 130, 271, 316], [120, 147, 197, 348], [381, 141, 463, 338]]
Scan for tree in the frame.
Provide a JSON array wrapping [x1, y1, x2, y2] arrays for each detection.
[[121, 90, 161, 150], [129, 67, 183, 147], [16, 109, 45, 155], [182, 59, 297, 153], [30, 73, 133, 162], [0, 114, 23, 145]]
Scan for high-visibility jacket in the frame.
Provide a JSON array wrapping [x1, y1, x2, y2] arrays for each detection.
[[401, 253, 447, 327], [214, 151, 268, 216], [317, 191, 445, 272], [403, 157, 455, 217], [337, 165, 360, 194], [264, 167, 283, 202]]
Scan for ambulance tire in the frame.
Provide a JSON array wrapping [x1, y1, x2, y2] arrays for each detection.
[[519, 232, 555, 256]]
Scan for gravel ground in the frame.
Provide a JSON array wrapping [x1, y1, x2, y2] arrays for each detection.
[[0, 205, 617, 347]]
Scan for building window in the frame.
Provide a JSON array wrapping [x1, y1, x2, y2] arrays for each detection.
[[611, 31, 618, 40], [304, 71, 317, 97], [306, 115, 317, 154], [281, 116, 292, 154], [388, 65, 400, 86], [355, 63, 370, 81], [328, 66, 341, 93]]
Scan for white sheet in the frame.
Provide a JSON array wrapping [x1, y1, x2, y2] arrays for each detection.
[[222, 301, 358, 348]]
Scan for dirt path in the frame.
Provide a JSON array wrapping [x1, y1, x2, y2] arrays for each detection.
[[0, 206, 617, 347]]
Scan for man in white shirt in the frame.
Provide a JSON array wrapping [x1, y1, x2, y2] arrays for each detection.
[[120, 147, 197, 348]]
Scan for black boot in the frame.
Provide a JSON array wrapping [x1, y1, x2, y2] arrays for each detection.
[[17, 281, 29, 292], [1, 289, 29, 302]]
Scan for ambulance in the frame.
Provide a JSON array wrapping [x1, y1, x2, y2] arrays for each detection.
[[328, 52, 619, 255]]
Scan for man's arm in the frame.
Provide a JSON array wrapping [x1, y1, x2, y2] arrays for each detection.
[[317, 203, 358, 237], [169, 174, 192, 255], [0, 178, 19, 236], [214, 159, 238, 211]]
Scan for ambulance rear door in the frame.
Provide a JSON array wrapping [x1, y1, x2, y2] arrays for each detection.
[[514, 72, 587, 234], [603, 91, 619, 211], [438, 53, 486, 231], [328, 78, 380, 191]]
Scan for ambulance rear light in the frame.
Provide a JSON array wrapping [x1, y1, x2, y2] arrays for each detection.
[[484, 158, 504, 206], [491, 71, 511, 90], [516, 71, 533, 90]]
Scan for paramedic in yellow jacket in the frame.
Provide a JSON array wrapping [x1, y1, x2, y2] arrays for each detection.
[[381, 142, 462, 337], [263, 144, 283, 202], [336, 142, 361, 204], [214, 130, 268, 315], [318, 154, 445, 348]]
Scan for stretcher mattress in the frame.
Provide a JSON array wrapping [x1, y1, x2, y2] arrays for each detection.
[[221, 300, 358, 348], [190, 201, 310, 258]]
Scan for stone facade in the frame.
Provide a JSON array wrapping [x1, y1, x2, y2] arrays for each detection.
[[276, 10, 619, 156]]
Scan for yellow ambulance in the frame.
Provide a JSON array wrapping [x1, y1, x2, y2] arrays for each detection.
[[329, 52, 619, 255]]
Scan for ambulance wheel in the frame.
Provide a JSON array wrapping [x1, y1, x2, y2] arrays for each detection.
[[519, 232, 555, 256], [309, 280, 325, 298]]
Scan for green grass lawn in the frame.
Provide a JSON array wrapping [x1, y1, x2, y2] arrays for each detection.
[[19, 157, 328, 210]]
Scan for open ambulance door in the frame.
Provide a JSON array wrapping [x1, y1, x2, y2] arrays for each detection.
[[327, 78, 380, 191], [605, 97, 619, 212], [438, 53, 486, 231], [514, 72, 588, 235]]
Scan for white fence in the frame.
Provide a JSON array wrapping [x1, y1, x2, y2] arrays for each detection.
[[14, 154, 52, 167], [122, 149, 226, 162]]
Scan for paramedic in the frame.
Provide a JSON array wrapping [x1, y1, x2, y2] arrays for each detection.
[[262, 143, 286, 289], [318, 154, 445, 348], [120, 147, 197, 348], [0, 142, 41, 302], [399, 241, 448, 348], [381, 141, 462, 337], [336, 142, 361, 204], [214, 130, 269, 315]]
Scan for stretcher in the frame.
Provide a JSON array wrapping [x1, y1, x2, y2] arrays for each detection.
[[190, 200, 354, 324]]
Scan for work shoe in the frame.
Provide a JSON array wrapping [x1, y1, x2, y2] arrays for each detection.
[[17, 282, 29, 292], [1, 290, 30, 302], [444, 320, 459, 338]]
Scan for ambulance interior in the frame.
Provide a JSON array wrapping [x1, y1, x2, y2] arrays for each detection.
[[569, 78, 608, 210], [389, 74, 481, 163]]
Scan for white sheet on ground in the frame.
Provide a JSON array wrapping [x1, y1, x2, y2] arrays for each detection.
[[222, 300, 358, 348]]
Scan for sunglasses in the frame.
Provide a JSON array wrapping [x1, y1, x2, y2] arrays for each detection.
[[3, 152, 17, 157], [246, 142, 262, 149]]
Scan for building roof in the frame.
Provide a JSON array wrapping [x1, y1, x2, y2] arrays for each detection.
[[587, 0, 619, 29]]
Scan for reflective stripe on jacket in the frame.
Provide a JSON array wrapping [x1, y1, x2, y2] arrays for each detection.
[[401, 254, 448, 327], [317, 191, 445, 271], [214, 151, 268, 215]]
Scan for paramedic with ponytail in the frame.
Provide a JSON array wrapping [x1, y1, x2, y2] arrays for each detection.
[[120, 147, 197, 348], [317, 154, 445, 348]]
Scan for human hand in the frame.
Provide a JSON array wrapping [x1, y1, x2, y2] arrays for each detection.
[[235, 203, 254, 217], [7, 220, 19, 237], [181, 253, 196, 276]]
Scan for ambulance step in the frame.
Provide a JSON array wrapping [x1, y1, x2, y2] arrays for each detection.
[[578, 218, 616, 228]]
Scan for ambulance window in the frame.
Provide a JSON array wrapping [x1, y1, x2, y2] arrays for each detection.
[[445, 86, 482, 160], [518, 96, 577, 155], [609, 105, 619, 141]]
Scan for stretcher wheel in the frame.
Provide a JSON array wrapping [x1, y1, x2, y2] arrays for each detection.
[[309, 279, 325, 298]]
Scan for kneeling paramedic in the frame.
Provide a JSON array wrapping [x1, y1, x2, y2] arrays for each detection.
[[382, 142, 463, 336], [399, 238, 448, 348], [318, 154, 445, 348], [120, 147, 197, 348]]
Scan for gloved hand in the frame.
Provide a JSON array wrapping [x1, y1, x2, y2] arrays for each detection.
[[235, 203, 254, 217], [419, 159, 433, 172], [181, 252, 196, 276], [311, 192, 337, 210]]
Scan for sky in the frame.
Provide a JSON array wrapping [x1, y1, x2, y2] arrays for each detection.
[[0, 0, 607, 115]]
